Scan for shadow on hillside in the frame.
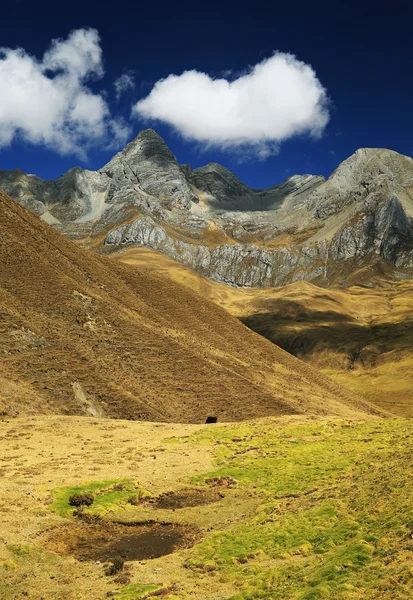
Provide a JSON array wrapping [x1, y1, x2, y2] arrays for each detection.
[[241, 299, 413, 367], [205, 194, 284, 213]]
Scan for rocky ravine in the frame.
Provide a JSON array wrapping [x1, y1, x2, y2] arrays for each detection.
[[1, 129, 413, 287]]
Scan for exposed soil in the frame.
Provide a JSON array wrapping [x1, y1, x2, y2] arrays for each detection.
[[39, 520, 200, 562], [205, 476, 238, 488], [151, 487, 223, 509]]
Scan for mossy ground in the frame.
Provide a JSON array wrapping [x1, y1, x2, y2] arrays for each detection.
[[109, 584, 161, 599], [1, 415, 413, 599], [184, 418, 413, 599], [51, 479, 148, 518]]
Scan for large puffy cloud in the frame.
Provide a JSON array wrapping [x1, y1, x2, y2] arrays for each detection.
[[134, 53, 330, 157], [0, 28, 130, 156]]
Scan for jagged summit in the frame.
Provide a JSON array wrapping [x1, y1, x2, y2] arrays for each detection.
[[0, 130, 413, 288], [304, 147, 413, 220], [189, 162, 253, 208], [104, 128, 175, 168], [327, 147, 413, 190], [189, 161, 324, 211], [101, 128, 197, 210]]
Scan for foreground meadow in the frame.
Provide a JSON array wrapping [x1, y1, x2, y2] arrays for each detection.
[[1, 415, 412, 599]]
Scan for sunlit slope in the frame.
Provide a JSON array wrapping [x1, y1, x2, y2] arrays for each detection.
[[116, 248, 413, 416], [0, 192, 377, 421]]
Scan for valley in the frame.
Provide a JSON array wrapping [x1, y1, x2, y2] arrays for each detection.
[[1, 0, 413, 593], [1, 130, 413, 599], [1, 191, 375, 422], [116, 248, 413, 417]]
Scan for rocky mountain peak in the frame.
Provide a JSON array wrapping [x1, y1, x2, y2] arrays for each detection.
[[329, 148, 413, 190], [121, 128, 176, 164], [1, 130, 413, 288], [137, 127, 164, 140], [303, 147, 413, 224], [189, 162, 252, 207], [100, 128, 197, 210], [103, 128, 177, 173]]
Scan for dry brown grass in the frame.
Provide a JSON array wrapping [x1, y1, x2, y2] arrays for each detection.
[[116, 248, 413, 416], [0, 192, 376, 422], [0, 415, 217, 600]]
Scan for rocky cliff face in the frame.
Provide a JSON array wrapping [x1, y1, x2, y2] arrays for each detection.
[[1, 131, 412, 288], [189, 162, 325, 212], [102, 129, 197, 210]]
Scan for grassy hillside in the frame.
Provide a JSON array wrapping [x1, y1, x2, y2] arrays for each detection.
[[116, 248, 413, 417], [1, 414, 412, 599], [0, 192, 376, 421], [238, 279, 413, 418]]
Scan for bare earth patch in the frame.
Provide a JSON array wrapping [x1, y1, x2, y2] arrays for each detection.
[[150, 487, 223, 509], [39, 520, 200, 562]]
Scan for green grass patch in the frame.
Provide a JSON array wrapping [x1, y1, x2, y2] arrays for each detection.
[[7, 544, 37, 557], [51, 479, 150, 518], [180, 418, 413, 599], [101, 583, 160, 599]]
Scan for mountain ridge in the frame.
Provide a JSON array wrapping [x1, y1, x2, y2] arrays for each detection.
[[1, 130, 413, 288]]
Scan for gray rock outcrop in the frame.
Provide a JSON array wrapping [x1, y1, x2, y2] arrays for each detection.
[[1, 132, 412, 288]]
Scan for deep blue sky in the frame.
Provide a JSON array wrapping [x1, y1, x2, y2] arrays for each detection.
[[1, 0, 413, 187]]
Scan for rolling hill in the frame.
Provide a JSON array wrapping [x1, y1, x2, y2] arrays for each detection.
[[0, 191, 379, 422], [116, 247, 413, 417]]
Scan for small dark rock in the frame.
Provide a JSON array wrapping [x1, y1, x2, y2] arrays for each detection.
[[105, 556, 124, 576]]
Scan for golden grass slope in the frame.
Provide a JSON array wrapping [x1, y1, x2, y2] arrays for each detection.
[[0, 192, 377, 421], [239, 279, 413, 417], [116, 248, 413, 417]]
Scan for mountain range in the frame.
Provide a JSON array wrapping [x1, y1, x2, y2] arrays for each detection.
[[2, 130, 413, 600], [1, 129, 413, 288]]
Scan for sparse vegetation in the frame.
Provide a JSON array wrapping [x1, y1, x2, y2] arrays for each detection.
[[105, 556, 124, 576], [1, 190, 379, 423], [68, 492, 94, 507], [105, 584, 161, 600], [117, 248, 413, 419], [2, 415, 413, 599]]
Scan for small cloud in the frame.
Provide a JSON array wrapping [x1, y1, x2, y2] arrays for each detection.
[[0, 28, 131, 157], [219, 68, 233, 78], [329, 149, 336, 156], [114, 72, 135, 101], [133, 52, 330, 159]]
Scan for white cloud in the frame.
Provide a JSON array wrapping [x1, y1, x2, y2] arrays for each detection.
[[134, 53, 330, 157], [114, 72, 135, 100], [0, 28, 130, 157]]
